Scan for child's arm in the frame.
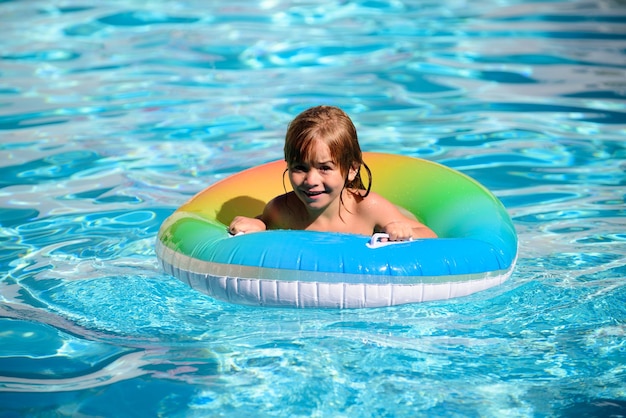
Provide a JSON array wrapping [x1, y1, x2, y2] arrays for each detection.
[[228, 194, 285, 234], [366, 192, 437, 240], [381, 219, 437, 241]]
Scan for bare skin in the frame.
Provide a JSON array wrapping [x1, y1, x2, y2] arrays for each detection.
[[229, 141, 437, 240]]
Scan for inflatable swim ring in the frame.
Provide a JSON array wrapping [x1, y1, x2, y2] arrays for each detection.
[[156, 153, 517, 308]]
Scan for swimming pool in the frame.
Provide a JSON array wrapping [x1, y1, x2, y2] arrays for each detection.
[[1, 0, 624, 416]]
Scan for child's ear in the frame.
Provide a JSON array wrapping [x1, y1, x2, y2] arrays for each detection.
[[347, 164, 359, 181]]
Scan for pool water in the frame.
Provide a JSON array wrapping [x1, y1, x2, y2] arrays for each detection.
[[1, 0, 625, 416]]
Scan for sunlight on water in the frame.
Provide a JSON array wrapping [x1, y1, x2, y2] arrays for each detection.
[[1, 0, 625, 416]]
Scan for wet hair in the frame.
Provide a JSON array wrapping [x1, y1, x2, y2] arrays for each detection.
[[284, 105, 372, 197]]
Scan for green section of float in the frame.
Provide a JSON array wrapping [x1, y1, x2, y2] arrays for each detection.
[[367, 154, 516, 254], [158, 214, 226, 259]]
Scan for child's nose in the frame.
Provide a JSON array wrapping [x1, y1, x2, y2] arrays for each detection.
[[304, 169, 319, 184]]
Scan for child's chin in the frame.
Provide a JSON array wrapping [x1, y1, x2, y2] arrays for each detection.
[[302, 197, 327, 208]]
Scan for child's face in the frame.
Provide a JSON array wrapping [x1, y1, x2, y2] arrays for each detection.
[[287, 140, 356, 213]]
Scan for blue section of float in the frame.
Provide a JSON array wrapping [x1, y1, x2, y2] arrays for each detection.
[[171, 220, 515, 279]]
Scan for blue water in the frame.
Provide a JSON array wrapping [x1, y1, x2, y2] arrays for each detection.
[[1, 0, 625, 416]]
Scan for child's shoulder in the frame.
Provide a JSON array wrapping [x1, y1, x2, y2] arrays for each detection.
[[354, 190, 389, 206], [267, 191, 296, 208], [263, 192, 300, 227], [355, 190, 419, 223], [353, 190, 398, 215]]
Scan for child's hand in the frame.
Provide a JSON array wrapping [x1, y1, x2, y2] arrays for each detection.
[[382, 221, 414, 241], [229, 216, 266, 235]]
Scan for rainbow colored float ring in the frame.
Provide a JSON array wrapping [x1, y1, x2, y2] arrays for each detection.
[[156, 153, 517, 308]]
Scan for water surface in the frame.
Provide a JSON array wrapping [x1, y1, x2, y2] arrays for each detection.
[[1, 0, 625, 416]]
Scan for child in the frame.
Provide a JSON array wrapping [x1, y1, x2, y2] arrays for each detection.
[[229, 105, 437, 241]]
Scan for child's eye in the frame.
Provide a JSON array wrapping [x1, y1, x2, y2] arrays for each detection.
[[320, 165, 332, 172], [291, 164, 306, 172]]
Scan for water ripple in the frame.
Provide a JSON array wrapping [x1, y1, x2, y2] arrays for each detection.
[[1, 0, 626, 416]]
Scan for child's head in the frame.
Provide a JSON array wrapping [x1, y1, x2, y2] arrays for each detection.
[[284, 105, 371, 194]]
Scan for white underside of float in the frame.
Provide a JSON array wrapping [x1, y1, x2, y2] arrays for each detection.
[[158, 242, 515, 308]]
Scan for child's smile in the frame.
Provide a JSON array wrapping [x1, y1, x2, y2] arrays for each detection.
[[303, 190, 324, 198], [288, 140, 352, 214]]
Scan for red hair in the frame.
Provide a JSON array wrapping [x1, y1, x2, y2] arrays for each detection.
[[284, 106, 371, 195]]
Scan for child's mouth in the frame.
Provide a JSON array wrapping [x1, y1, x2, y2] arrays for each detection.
[[303, 190, 323, 198]]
